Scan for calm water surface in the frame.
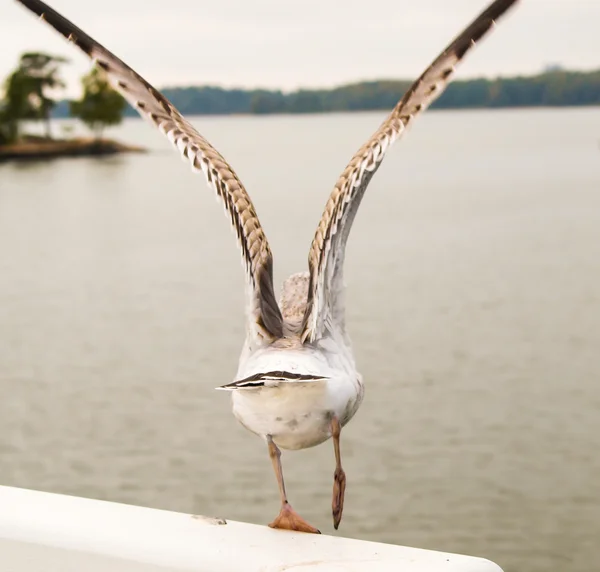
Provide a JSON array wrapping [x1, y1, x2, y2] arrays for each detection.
[[1, 108, 599, 572]]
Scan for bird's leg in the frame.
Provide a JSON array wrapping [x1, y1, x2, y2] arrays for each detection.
[[331, 415, 346, 530], [267, 436, 320, 534]]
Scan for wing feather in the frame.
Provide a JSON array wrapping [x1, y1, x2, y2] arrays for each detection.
[[302, 0, 520, 343], [17, 0, 283, 343]]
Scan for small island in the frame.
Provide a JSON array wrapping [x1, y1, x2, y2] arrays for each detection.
[[0, 135, 144, 162], [0, 52, 144, 163]]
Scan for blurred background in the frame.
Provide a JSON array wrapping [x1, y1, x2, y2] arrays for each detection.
[[1, 2, 599, 572]]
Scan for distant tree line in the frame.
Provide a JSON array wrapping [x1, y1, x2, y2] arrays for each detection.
[[49, 68, 600, 118], [4, 55, 600, 139]]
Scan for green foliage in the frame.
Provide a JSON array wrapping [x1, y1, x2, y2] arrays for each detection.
[[0, 108, 14, 145], [122, 69, 599, 116], [4, 70, 36, 120], [70, 67, 126, 138], [40, 67, 600, 119], [250, 90, 286, 114], [3, 52, 68, 138], [1, 68, 34, 144], [0, 51, 68, 143], [135, 85, 257, 116]]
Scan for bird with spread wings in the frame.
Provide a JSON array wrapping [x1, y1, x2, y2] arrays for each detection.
[[15, 0, 520, 533]]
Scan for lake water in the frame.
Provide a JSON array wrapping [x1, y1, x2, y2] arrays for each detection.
[[1, 108, 599, 572]]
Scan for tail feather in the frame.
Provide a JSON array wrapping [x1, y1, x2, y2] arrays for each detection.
[[217, 370, 328, 390]]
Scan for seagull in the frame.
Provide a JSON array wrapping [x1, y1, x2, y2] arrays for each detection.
[[16, 0, 520, 534]]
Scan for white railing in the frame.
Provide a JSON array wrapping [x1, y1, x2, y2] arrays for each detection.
[[0, 485, 503, 571]]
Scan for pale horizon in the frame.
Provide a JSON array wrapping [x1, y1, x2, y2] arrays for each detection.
[[2, 0, 600, 98]]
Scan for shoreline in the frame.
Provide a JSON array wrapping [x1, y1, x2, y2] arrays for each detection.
[[0, 137, 146, 163]]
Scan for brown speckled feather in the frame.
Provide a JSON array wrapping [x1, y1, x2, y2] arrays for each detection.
[[302, 0, 520, 343], [15, 0, 283, 343]]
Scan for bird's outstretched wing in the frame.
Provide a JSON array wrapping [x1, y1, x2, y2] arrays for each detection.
[[302, 0, 520, 343], [16, 0, 284, 344]]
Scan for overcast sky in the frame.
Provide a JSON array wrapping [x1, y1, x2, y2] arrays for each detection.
[[2, 0, 599, 96]]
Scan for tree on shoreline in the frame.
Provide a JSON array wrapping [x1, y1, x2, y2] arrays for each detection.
[[70, 67, 126, 139], [1, 52, 68, 142], [17, 52, 67, 137], [2, 65, 37, 143]]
